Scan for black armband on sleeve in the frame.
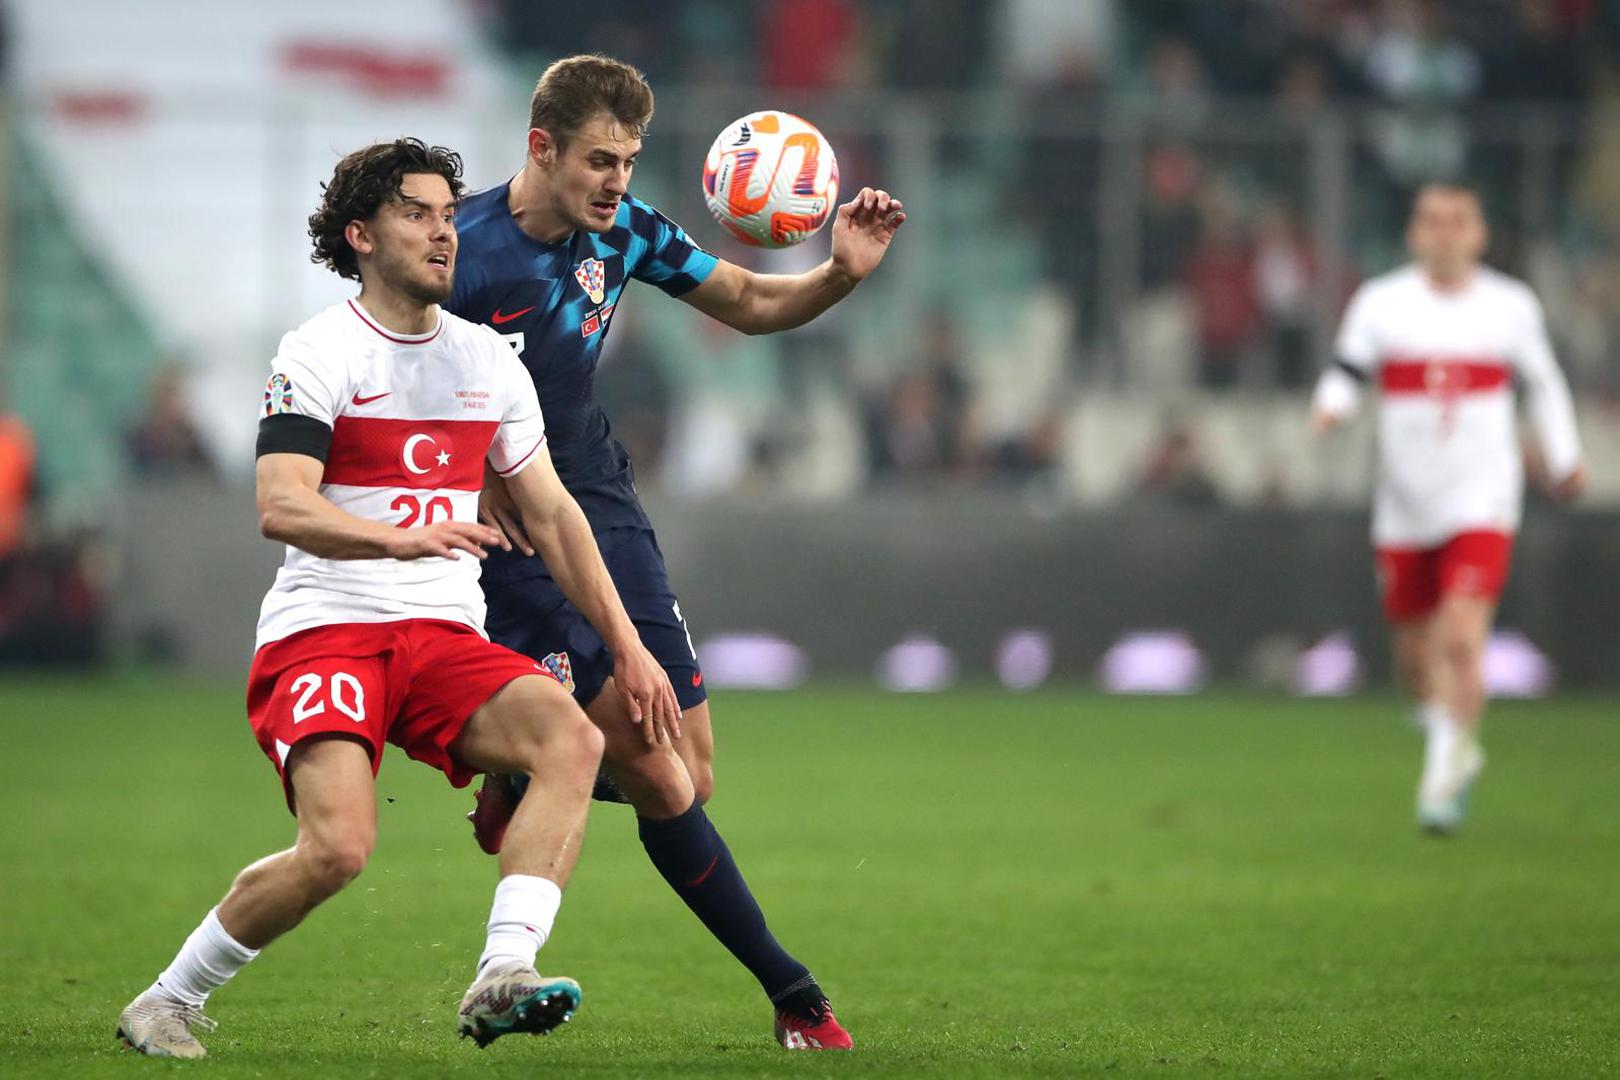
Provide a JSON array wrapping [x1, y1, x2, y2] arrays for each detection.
[[1333, 358, 1369, 382], [256, 414, 333, 462]]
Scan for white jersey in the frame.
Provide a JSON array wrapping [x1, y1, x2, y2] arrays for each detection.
[[254, 298, 544, 649], [1312, 264, 1581, 547]]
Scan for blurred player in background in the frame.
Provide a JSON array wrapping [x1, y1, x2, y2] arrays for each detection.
[[1312, 183, 1584, 834], [449, 54, 903, 1050], [117, 138, 681, 1058]]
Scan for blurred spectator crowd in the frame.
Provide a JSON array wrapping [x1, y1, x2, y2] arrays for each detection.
[[17, 0, 1620, 522], [480, 0, 1620, 501]]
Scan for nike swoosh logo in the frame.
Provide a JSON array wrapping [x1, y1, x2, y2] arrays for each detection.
[[491, 305, 535, 325], [686, 855, 720, 888], [351, 391, 390, 406]]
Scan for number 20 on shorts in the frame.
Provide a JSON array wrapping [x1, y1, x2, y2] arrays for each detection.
[[289, 671, 367, 724]]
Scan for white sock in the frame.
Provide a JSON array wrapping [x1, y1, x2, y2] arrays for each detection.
[[1414, 700, 1449, 733], [1420, 706, 1461, 791], [150, 908, 259, 1007], [478, 875, 563, 974]]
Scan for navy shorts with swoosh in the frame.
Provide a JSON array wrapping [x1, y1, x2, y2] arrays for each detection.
[[482, 525, 708, 712]]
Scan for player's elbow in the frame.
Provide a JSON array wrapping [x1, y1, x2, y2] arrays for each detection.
[[256, 490, 296, 543], [735, 312, 772, 336], [715, 306, 767, 336], [257, 505, 284, 542]]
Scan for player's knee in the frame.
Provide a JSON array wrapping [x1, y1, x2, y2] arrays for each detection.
[[302, 833, 371, 896], [690, 764, 714, 806], [1396, 656, 1428, 693], [529, 707, 602, 780], [1440, 631, 1481, 671], [573, 715, 606, 771], [608, 749, 691, 815]]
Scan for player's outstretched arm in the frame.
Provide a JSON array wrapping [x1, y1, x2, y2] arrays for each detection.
[[1516, 295, 1586, 502], [681, 186, 905, 336], [1310, 363, 1364, 437], [256, 453, 504, 561], [500, 449, 682, 743]]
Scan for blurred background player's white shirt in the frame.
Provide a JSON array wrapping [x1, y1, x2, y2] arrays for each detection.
[[1313, 265, 1581, 548], [255, 302, 543, 650]]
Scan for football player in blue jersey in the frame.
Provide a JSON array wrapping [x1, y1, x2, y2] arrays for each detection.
[[446, 54, 903, 1052]]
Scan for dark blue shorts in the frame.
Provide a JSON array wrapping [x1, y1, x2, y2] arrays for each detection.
[[482, 526, 708, 712]]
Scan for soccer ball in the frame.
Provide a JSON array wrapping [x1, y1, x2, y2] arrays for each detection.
[[701, 111, 839, 249]]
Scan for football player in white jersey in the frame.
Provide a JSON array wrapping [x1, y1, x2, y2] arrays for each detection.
[[1312, 183, 1585, 833], [117, 139, 681, 1058]]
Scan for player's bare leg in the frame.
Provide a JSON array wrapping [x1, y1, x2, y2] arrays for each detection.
[[670, 700, 716, 806], [1435, 593, 1494, 731], [448, 673, 603, 1046], [590, 680, 851, 1050], [1392, 617, 1447, 724], [119, 737, 376, 1057], [586, 680, 695, 815], [218, 738, 379, 947]]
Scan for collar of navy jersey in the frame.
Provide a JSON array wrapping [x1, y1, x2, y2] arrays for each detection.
[[490, 180, 628, 254]]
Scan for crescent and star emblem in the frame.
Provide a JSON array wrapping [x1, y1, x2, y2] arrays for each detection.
[[402, 433, 452, 475]]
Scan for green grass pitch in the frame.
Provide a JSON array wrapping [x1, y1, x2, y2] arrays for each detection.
[[1, 677, 1617, 1078]]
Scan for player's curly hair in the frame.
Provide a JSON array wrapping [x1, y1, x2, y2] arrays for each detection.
[[308, 138, 465, 280], [529, 54, 654, 149]]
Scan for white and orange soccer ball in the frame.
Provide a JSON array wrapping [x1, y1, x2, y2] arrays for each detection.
[[701, 111, 839, 249]]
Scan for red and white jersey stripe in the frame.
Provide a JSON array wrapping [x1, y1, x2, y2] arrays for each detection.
[[1313, 265, 1581, 546], [255, 298, 544, 649]]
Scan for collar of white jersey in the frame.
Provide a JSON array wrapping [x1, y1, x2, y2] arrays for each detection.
[[347, 298, 444, 345]]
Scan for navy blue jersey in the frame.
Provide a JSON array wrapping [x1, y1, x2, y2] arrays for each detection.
[[447, 183, 718, 573]]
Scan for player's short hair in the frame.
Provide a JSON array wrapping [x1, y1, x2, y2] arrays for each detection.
[[1413, 181, 1484, 210], [528, 54, 654, 149], [307, 138, 465, 281]]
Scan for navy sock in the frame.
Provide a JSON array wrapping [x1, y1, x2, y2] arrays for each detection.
[[638, 800, 813, 999]]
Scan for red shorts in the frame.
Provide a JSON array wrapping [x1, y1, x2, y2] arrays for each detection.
[[246, 619, 557, 812], [1374, 530, 1514, 622]]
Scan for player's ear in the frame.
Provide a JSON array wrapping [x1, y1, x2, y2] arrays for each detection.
[[528, 128, 557, 168], [344, 220, 375, 260]]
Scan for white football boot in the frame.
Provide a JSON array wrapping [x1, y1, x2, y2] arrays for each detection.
[[116, 990, 216, 1058], [1417, 735, 1486, 835], [457, 962, 581, 1048]]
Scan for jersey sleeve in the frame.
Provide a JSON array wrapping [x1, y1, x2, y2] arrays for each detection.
[[255, 331, 346, 460], [1314, 284, 1379, 419], [488, 337, 546, 477], [1333, 283, 1380, 373], [261, 332, 343, 427], [1512, 289, 1582, 480], [627, 202, 719, 298]]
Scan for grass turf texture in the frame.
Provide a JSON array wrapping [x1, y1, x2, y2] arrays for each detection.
[[1, 678, 1617, 1078]]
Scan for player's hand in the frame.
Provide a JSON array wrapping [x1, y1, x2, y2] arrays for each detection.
[[385, 521, 505, 561], [613, 643, 682, 746], [1311, 408, 1344, 438], [479, 467, 534, 556], [830, 187, 905, 282], [1552, 463, 1587, 503]]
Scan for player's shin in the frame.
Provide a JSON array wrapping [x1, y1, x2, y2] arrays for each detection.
[[148, 907, 260, 1007], [478, 874, 564, 973], [637, 799, 813, 998], [1419, 703, 1462, 791]]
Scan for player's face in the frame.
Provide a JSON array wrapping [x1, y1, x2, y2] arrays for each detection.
[[365, 173, 458, 304], [544, 113, 640, 232], [1407, 188, 1487, 280]]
